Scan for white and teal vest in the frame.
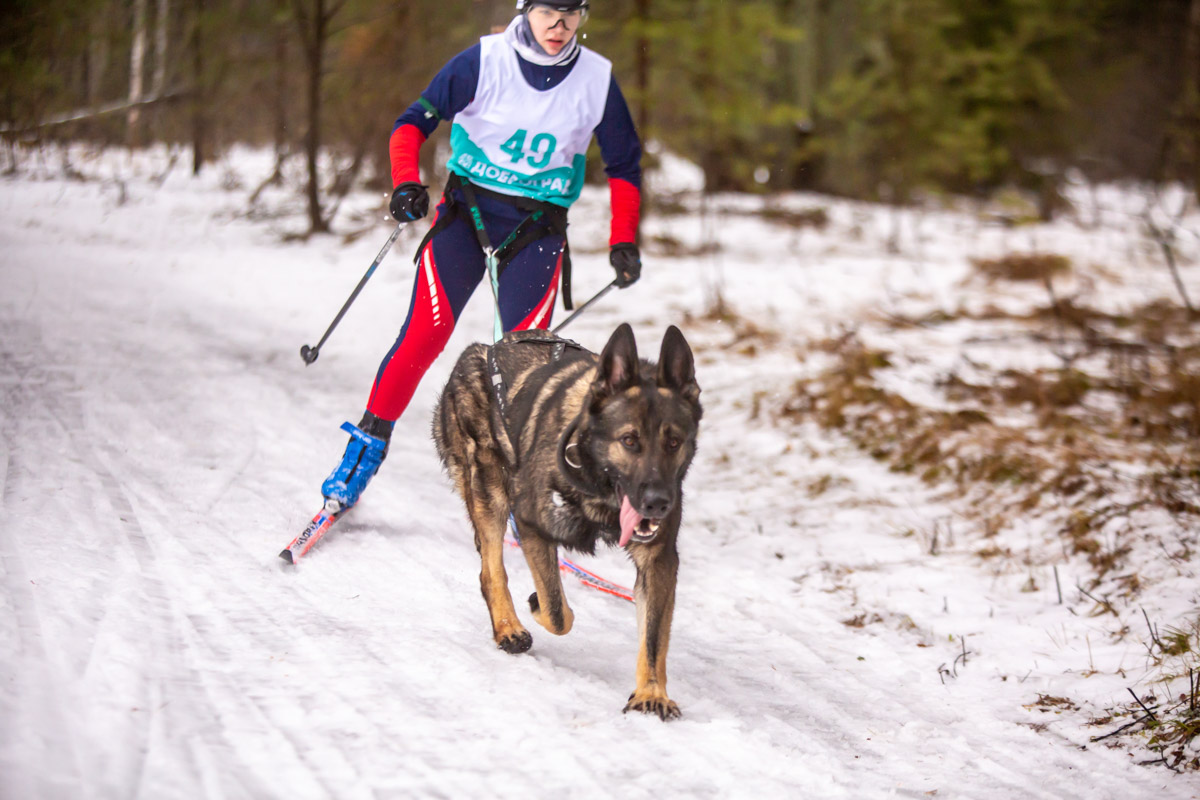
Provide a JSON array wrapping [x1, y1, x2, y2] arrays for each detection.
[[447, 34, 611, 208]]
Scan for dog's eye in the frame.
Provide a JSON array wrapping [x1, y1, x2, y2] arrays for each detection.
[[665, 436, 682, 452], [620, 433, 639, 449]]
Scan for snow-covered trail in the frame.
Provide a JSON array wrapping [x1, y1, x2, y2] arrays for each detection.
[[0, 151, 1190, 798]]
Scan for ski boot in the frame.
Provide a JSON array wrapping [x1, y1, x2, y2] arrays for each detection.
[[321, 411, 394, 511]]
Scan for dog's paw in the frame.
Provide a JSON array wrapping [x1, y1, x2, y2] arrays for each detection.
[[496, 629, 533, 654], [624, 690, 681, 721]]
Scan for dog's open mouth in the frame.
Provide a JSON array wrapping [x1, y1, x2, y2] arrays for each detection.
[[619, 496, 662, 547]]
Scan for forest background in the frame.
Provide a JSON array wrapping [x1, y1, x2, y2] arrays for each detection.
[[3, 0, 1200, 232]]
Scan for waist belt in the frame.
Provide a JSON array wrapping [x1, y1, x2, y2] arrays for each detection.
[[414, 173, 576, 310]]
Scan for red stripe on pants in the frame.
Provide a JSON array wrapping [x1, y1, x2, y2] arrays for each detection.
[[512, 253, 563, 332], [365, 245, 453, 421]]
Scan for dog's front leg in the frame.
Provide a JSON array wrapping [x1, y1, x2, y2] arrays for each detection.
[[625, 544, 680, 720], [517, 529, 574, 636], [464, 463, 531, 654]]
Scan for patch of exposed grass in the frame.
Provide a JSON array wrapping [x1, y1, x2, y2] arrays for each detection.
[[842, 611, 883, 628], [807, 474, 851, 497], [683, 295, 781, 353], [645, 233, 721, 257], [779, 296, 1200, 585], [1091, 617, 1200, 771], [759, 205, 830, 229], [973, 253, 1071, 284], [1027, 694, 1080, 713]]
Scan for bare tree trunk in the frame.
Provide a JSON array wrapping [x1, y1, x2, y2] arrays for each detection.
[[1186, 0, 1200, 200], [635, 0, 649, 139], [303, 0, 328, 233], [273, 14, 289, 173], [633, 0, 650, 210], [191, 0, 205, 175], [88, 8, 110, 108], [251, 13, 292, 204], [128, 0, 149, 147], [153, 0, 170, 97], [293, 0, 345, 234]]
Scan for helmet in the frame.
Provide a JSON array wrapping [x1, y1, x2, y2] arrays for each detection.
[[515, 1, 589, 10]]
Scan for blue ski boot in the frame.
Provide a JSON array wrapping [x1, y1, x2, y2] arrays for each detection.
[[321, 412, 394, 510]]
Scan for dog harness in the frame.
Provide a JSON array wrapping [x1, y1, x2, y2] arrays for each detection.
[[487, 332, 585, 427]]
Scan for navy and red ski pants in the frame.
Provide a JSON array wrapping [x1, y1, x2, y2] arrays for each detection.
[[364, 189, 564, 422]]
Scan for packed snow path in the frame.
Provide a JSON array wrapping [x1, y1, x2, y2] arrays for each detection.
[[1, 150, 1192, 798]]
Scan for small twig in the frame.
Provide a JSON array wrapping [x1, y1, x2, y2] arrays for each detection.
[[1141, 608, 1165, 652], [1076, 584, 1117, 617], [1090, 715, 1152, 742], [953, 635, 971, 672], [1127, 688, 1158, 723], [1054, 565, 1062, 605], [1143, 209, 1197, 317]]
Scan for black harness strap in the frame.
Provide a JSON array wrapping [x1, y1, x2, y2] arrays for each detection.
[[487, 345, 510, 422], [414, 173, 576, 309], [486, 334, 585, 434]]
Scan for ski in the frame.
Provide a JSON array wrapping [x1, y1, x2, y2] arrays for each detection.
[[279, 501, 345, 564]]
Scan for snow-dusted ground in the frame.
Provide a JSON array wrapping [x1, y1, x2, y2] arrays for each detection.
[[2, 145, 1197, 799]]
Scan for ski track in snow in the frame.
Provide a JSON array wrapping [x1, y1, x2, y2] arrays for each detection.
[[1, 148, 1197, 799]]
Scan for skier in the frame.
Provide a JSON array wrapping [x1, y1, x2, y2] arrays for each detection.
[[319, 0, 643, 511]]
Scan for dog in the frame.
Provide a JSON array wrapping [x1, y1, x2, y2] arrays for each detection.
[[432, 323, 702, 719]]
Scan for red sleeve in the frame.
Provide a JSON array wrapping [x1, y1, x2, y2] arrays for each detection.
[[389, 124, 427, 187], [608, 177, 640, 246]]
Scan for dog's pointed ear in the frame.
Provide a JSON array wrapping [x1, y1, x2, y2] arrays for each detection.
[[594, 322, 640, 399], [657, 325, 700, 405]]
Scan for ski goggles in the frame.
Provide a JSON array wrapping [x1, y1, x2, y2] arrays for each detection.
[[527, 4, 588, 31]]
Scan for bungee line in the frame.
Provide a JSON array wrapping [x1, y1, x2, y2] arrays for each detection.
[[505, 518, 634, 603]]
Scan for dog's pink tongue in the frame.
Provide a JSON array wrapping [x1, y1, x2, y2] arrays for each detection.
[[619, 495, 643, 547]]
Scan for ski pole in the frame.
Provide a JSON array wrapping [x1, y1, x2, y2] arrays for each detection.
[[552, 280, 618, 335], [300, 222, 406, 365]]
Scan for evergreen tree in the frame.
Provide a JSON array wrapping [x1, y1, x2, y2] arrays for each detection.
[[812, 0, 1081, 204]]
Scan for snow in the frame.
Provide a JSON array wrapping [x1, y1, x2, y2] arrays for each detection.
[[1, 145, 1198, 799]]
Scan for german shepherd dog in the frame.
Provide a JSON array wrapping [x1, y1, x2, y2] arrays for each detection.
[[432, 323, 702, 719]]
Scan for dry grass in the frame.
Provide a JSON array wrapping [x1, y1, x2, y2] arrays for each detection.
[[683, 291, 782, 355], [759, 205, 830, 229], [782, 300, 1199, 585], [972, 253, 1071, 284], [777, 295, 1200, 770], [690, 284, 1200, 768], [1091, 617, 1200, 771]]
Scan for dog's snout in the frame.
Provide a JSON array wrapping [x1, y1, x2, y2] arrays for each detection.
[[639, 485, 673, 519]]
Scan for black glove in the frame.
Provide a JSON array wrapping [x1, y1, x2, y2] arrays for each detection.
[[389, 182, 430, 222], [610, 243, 641, 288]]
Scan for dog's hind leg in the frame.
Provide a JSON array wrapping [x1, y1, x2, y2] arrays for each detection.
[[463, 449, 532, 654], [517, 531, 574, 636]]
